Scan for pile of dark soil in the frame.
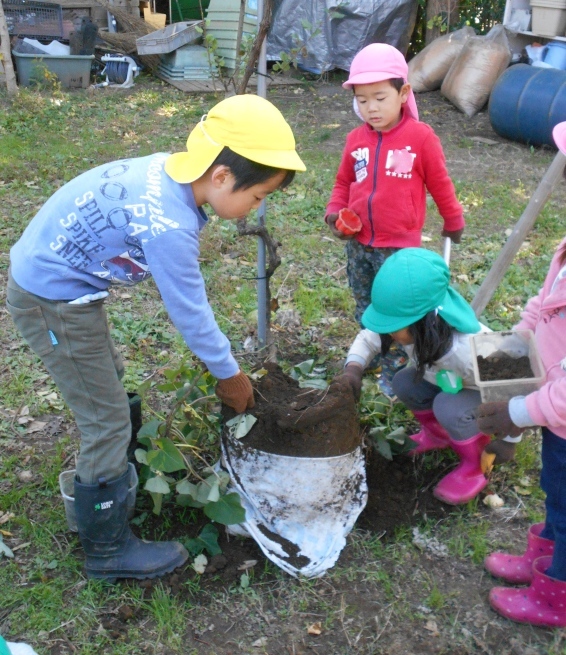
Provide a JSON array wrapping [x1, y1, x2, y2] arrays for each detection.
[[359, 449, 455, 535], [477, 351, 534, 381], [221, 363, 361, 457]]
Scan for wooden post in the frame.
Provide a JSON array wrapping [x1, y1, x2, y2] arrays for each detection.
[[471, 150, 566, 318], [0, 1, 18, 95]]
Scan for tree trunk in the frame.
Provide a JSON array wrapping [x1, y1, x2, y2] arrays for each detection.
[[425, 0, 459, 45], [236, 0, 272, 95], [0, 2, 18, 95]]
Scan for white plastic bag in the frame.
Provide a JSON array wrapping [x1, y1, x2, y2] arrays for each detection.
[[221, 435, 368, 578], [408, 26, 475, 92], [441, 24, 512, 117]]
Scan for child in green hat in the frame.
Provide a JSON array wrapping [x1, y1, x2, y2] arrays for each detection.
[[339, 247, 520, 505]]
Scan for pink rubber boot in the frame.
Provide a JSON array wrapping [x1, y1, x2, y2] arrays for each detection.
[[408, 410, 451, 455], [490, 556, 566, 627], [433, 433, 490, 505], [484, 523, 555, 584]]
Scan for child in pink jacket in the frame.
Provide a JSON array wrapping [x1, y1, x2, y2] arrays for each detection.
[[477, 122, 566, 628]]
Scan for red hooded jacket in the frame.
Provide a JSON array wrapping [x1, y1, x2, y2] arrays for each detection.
[[326, 111, 465, 248]]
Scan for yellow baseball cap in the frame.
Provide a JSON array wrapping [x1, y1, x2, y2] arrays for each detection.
[[165, 94, 306, 184]]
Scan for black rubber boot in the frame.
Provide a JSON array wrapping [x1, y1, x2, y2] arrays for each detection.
[[74, 469, 188, 582], [126, 392, 143, 464]]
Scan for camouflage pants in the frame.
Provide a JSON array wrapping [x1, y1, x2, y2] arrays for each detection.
[[345, 240, 407, 395], [345, 240, 400, 324]]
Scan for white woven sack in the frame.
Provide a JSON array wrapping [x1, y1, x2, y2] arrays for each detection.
[[408, 26, 476, 92], [221, 435, 368, 578]]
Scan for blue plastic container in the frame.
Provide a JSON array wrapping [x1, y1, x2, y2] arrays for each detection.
[[543, 41, 566, 70], [488, 64, 566, 147]]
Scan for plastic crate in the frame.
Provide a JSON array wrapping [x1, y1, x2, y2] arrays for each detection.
[[136, 20, 203, 55], [531, 0, 566, 36], [13, 50, 93, 88], [470, 330, 546, 402], [3, 0, 64, 40]]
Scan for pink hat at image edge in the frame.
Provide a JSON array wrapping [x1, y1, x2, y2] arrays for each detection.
[[553, 121, 566, 155], [343, 43, 418, 121]]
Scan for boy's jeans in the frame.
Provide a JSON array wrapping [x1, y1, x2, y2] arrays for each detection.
[[6, 271, 130, 485]]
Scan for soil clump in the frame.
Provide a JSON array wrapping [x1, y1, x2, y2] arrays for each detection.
[[477, 351, 534, 381], [221, 362, 361, 457]]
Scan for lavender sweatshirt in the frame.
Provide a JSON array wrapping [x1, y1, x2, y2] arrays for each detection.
[[10, 153, 239, 379]]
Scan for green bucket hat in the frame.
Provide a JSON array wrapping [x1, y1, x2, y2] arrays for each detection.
[[362, 248, 480, 334]]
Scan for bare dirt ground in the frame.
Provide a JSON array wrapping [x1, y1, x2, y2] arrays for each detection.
[[3, 79, 565, 655]]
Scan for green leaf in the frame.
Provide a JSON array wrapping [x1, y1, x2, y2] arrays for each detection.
[[176, 494, 204, 509], [194, 475, 219, 504], [226, 413, 257, 439], [0, 536, 14, 559], [375, 438, 393, 461], [204, 492, 245, 525], [138, 419, 163, 439], [144, 475, 171, 495], [146, 438, 186, 473], [150, 491, 163, 515], [387, 426, 407, 444], [135, 448, 148, 465], [206, 479, 220, 502], [184, 523, 221, 557], [294, 359, 315, 375], [298, 378, 327, 390], [176, 479, 198, 497]]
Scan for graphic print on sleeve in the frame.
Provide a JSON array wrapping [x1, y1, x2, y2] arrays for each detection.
[[351, 147, 369, 183]]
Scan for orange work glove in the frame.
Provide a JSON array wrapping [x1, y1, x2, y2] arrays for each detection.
[[216, 371, 255, 413]]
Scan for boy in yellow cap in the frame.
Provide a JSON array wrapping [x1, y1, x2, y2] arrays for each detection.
[[6, 94, 305, 583]]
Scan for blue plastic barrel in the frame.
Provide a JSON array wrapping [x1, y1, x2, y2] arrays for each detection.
[[488, 64, 566, 147]]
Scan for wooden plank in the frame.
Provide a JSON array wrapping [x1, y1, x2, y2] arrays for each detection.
[[471, 149, 566, 317]]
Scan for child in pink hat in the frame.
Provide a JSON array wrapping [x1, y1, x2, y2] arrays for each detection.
[[326, 43, 464, 316], [325, 42, 465, 392], [476, 121, 566, 628]]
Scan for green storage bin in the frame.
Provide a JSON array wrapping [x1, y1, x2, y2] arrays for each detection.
[[13, 51, 94, 88], [171, 0, 210, 23]]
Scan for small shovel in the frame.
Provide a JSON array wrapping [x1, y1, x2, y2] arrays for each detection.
[[443, 236, 493, 477], [443, 236, 451, 266]]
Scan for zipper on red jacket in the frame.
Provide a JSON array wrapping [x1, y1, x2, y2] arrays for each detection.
[[367, 131, 382, 247]]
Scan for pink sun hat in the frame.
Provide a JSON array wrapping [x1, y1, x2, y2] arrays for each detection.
[[343, 43, 419, 121], [553, 121, 566, 155]]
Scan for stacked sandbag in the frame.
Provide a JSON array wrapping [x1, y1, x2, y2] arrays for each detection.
[[441, 24, 512, 117], [408, 26, 476, 93]]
